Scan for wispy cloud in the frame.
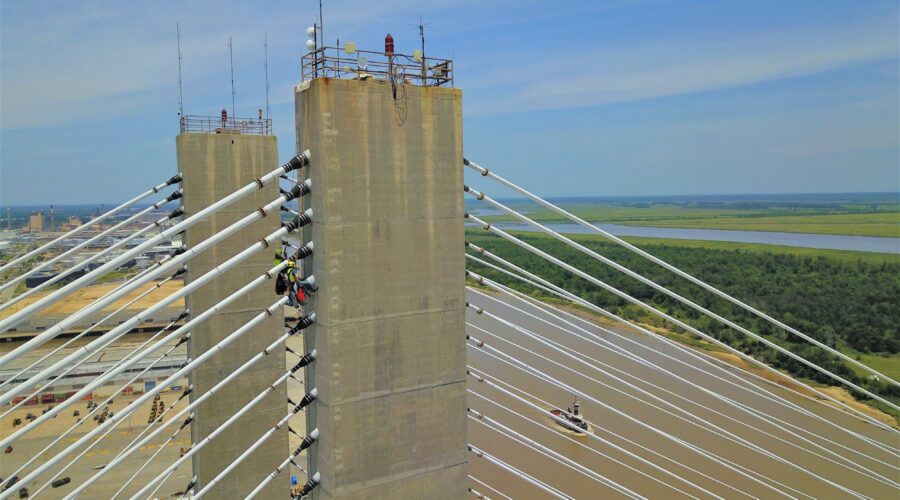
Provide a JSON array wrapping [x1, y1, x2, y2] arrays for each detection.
[[1, 0, 897, 203], [464, 15, 897, 115], [0, 0, 503, 129]]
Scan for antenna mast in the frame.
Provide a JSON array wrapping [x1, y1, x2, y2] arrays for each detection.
[[177, 23, 184, 117], [318, 0, 324, 48], [416, 16, 429, 84], [264, 34, 270, 120], [229, 36, 236, 117], [419, 15, 425, 58]]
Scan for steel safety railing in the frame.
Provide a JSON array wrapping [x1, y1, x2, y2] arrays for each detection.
[[301, 47, 453, 87], [179, 115, 272, 135]]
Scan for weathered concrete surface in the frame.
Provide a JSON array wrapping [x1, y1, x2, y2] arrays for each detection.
[[295, 77, 467, 498], [177, 131, 288, 498]]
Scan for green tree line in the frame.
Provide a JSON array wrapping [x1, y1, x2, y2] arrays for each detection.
[[464, 230, 900, 402]]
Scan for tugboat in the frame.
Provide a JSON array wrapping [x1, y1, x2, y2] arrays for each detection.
[[550, 397, 590, 434]]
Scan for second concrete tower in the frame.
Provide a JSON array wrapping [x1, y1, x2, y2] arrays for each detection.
[[177, 124, 288, 498]]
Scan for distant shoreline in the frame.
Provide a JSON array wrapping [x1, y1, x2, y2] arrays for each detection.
[[6, 190, 900, 208]]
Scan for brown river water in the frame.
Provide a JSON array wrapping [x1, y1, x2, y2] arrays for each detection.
[[464, 290, 900, 499]]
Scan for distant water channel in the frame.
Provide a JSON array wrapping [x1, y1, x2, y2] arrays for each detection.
[[480, 221, 900, 254]]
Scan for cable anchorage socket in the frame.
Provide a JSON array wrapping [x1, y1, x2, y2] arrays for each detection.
[[297, 472, 321, 497], [295, 208, 313, 228], [289, 313, 317, 335], [283, 150, 311, 173], [295, 428, 320, 455], [293, 388, 318, 413], [294, 241, 314, 259], [290, 349, 317, 372], [166, 189, 184, 202]]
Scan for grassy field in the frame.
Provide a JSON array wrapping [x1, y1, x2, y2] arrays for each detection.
[[845, 351, 900, 381], [479, 204, 755, 223], [476, 201, 900, 237], [615, 235, 900, 265]]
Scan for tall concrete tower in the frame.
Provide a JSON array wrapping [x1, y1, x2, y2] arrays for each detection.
[[295, 60, 467, 497], [176, 116, 288, 497]]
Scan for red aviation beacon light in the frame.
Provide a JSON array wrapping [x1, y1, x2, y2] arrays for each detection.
[[384, 34, 395, 55]]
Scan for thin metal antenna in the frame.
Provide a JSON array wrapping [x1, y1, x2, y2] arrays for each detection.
[[411, 16, 432, 84], [264, 33, 270, 120], [177, 23, 184, 117], [419, 16, 425, 82], [318, 0, 324, 48], [229, 36, 236, 117], [419, 15, 426, 57]]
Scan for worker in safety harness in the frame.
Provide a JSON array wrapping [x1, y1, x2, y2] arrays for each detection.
[[275, 248, 317, 306], [274, 248, 288, 295]]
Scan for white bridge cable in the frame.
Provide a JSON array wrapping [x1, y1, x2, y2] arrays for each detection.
[[464, 250, 900, 458], [467, 273, 900, 474], [0, 280, 187, 417], [469, 352, 810, 500], [0, 182, 305, 374], [463, 217, 900, 428], [152, 471, 188, 500], [0, 190, 183, 300], [0, 246, 302, 447], [467, 280, 900, 482], [466, 323, 854, 499], [464, 158, 898, 388], [3, 325, 189, 486], [245, 447, 309, 500], [467, 408, 646, 499], [0, 150, 309, 338], [0, 261, 184, 392], [110, 413, 195, 500], [463, 246, 900, 450], [468, 444, 572, 500], [109, 383, 192, 466], [57, 310, 314, 499], [468, 390, 705, 499], [193, 419, 319, 498], [189, 345, 316, 499], [468, 486, 491, 500], [464, 190, 898, 409], [31, 369, 192, 498], [0, 204, 184, 312], [125, 375, 317, 499], [467, 367, 756, 500], [0, 174, 182, 275], [468, 475, 513, 500], [465, 301, 888, 494], [0, 191, 312, 408], [465, 339, 801, 499], [0, 296, 291, 499], [0, 306, 187, 422]]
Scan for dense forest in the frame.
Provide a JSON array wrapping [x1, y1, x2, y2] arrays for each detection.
[[464, 230, 900, 402]]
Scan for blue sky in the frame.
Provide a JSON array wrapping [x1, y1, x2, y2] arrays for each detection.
[[1, 0, 897, 204]]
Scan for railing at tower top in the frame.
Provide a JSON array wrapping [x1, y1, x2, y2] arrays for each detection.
[[180, 115, 273, 135], [301, 47, 454, 87]]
